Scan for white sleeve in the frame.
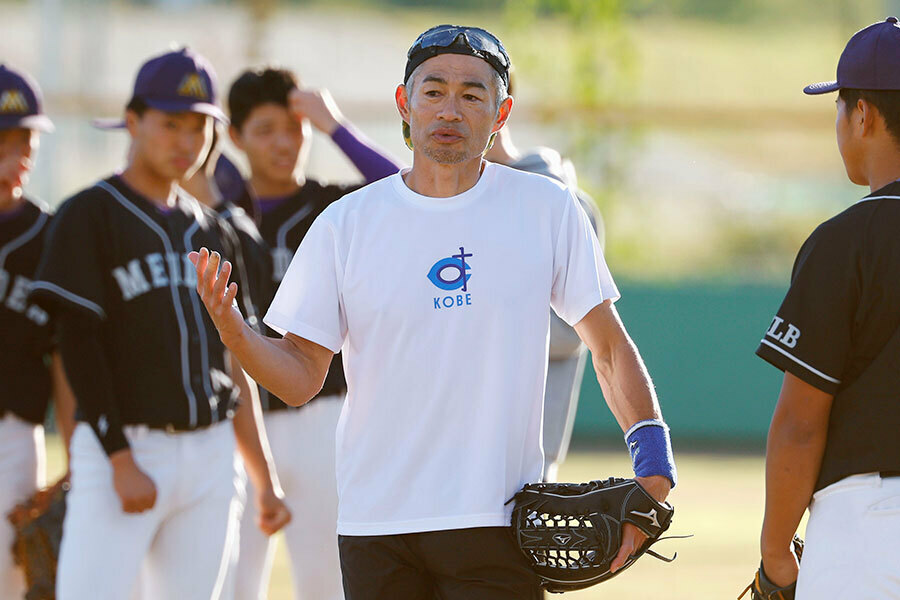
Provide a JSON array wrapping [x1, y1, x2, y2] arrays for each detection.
[[550, 191, 620, 326], [263, 213, 346, 353]]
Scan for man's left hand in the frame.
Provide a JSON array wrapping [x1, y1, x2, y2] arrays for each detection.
[[610, 475, 671, 573]]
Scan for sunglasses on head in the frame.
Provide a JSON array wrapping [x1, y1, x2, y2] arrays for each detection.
[[409, 25, 510, 72]]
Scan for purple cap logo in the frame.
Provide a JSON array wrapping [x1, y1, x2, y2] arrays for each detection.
[[0, 65, 54, 132], [0, 90, 29, 114], [176, 73, 210, 101], [805, 17, 900, 95]]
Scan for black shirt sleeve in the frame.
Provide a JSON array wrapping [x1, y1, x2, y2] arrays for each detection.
[[756, 219, 860, 394], [31, 194, 109, 320], [58, 311, 129, 456]]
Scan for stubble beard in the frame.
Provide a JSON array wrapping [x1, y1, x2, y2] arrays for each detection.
[[421, 143, 470, 164]]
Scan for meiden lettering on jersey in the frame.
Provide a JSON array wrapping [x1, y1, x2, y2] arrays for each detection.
[[766, 316, 801, 348], [112, 252, 199, 301], [428, 246, 473, 310], [0, 269, 49, 325]]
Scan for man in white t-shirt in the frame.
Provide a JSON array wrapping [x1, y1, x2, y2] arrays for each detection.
[[191, 24, 676, 599]]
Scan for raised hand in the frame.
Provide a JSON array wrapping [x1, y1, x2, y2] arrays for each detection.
[[189, 247, 246, 346], [289, 87, 344, 136]]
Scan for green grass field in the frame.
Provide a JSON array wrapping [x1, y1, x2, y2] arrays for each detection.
[[45, 437, 799, 599]]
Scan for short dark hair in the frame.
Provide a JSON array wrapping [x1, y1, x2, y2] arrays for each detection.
[[839, 88, 900, 146], [227, 67, 299, 131], [126, 96, 148, 117]]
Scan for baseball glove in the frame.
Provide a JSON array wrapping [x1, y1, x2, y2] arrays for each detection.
[[6, 478, 69, 600], [738, 535, 805, 600], [507, 477, 677, 593]]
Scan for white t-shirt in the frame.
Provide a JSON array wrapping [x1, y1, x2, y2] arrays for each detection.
[[265, 162, 619, 536]]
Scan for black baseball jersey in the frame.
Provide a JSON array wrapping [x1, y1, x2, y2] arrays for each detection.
[[0, 198, 53, 424], [249, 179, 357, 410], [31, 175, 246, 432], [214, 201, 269, 333], [756, 181, 900, 490]]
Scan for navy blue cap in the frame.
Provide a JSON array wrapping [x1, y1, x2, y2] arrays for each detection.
[[0, 65, 54, 132], [805, 17, 900, 94], [94, 47, 226, 129]]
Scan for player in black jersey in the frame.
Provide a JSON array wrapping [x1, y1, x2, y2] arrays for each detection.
[[221, 68, 401, 600], [31, 48, 286, 600], [0, 64, 76, 597], [753, 18, 900, 599]]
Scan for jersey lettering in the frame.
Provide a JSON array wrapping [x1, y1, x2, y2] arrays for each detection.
[[112, 252, 198, 301], [146, 253, 169, 288], [766, 316, 801, 349], [0, 269, 49, 325], [112, 259, 152, 301]]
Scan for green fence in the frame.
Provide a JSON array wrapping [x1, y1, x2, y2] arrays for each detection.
[[573, 282, 788, 445]]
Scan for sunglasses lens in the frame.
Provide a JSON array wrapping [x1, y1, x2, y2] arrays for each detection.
[[413, 26, 507, 67]]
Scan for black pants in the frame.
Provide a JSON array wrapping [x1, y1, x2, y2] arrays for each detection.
[[339, 527, 543, 600]]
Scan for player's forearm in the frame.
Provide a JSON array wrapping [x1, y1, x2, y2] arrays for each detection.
[[223, 324, 324, 406], [760, 374, 832, 559], [230, 355, 281, 492], [50, 351, 77, 461], [58, 312, 130, 456], [331, 123, 404, 183], [592, 337, 661, 432]]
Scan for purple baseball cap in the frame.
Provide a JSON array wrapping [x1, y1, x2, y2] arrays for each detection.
[[0, 65, 54, 132], [805, 17, 900, 94], [94, 47, 227, 129]]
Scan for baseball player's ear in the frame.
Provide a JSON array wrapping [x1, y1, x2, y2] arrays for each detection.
[[395, 85, 410, 121], [492, 96, 514, 135], [859, 99, 880, 137], [228, 125, 244, 151], [125, 110, 140, 137]]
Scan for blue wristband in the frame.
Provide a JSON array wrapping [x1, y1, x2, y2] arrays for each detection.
[[625, 419, 677, 488]]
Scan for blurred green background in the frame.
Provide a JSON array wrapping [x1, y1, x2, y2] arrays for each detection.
[[6, 1, 886, 597]]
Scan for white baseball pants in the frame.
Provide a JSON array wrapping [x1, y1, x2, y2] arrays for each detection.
[[56, 422, 244, 600], [0, 413, 44, 600], [796, 472, 900, 599], [231, 396, 344, 600]]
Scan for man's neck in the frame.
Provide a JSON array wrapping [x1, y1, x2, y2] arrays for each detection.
[[119, 164, 178, 207], [249, 174, 303, 199], [403, 154, 484, 198], [0, 191, 24, 214], [862, 138, 900, 193], [182, 171, 218, 208]]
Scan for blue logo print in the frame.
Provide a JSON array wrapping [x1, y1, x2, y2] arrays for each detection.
[[427, 247, 473, 292]]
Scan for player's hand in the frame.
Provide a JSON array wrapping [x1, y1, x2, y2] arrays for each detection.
[[190, 248, 246, 347], [761, 539, 801, 587], [610, 475, 671, 573], [110, 449, 157, 514], [255, 485, 292, 536], [289, 87, 344, 136]]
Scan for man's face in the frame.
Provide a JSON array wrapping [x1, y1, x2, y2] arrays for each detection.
[[401, 54, 509, 165], [0, 128, 36, 203], [128, 108, 212, 182], [232, 103, 308, 187], [835, 95, 866, 186]]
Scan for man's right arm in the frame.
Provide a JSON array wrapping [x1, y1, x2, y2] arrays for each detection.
[[190, 248, 333, 406]]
